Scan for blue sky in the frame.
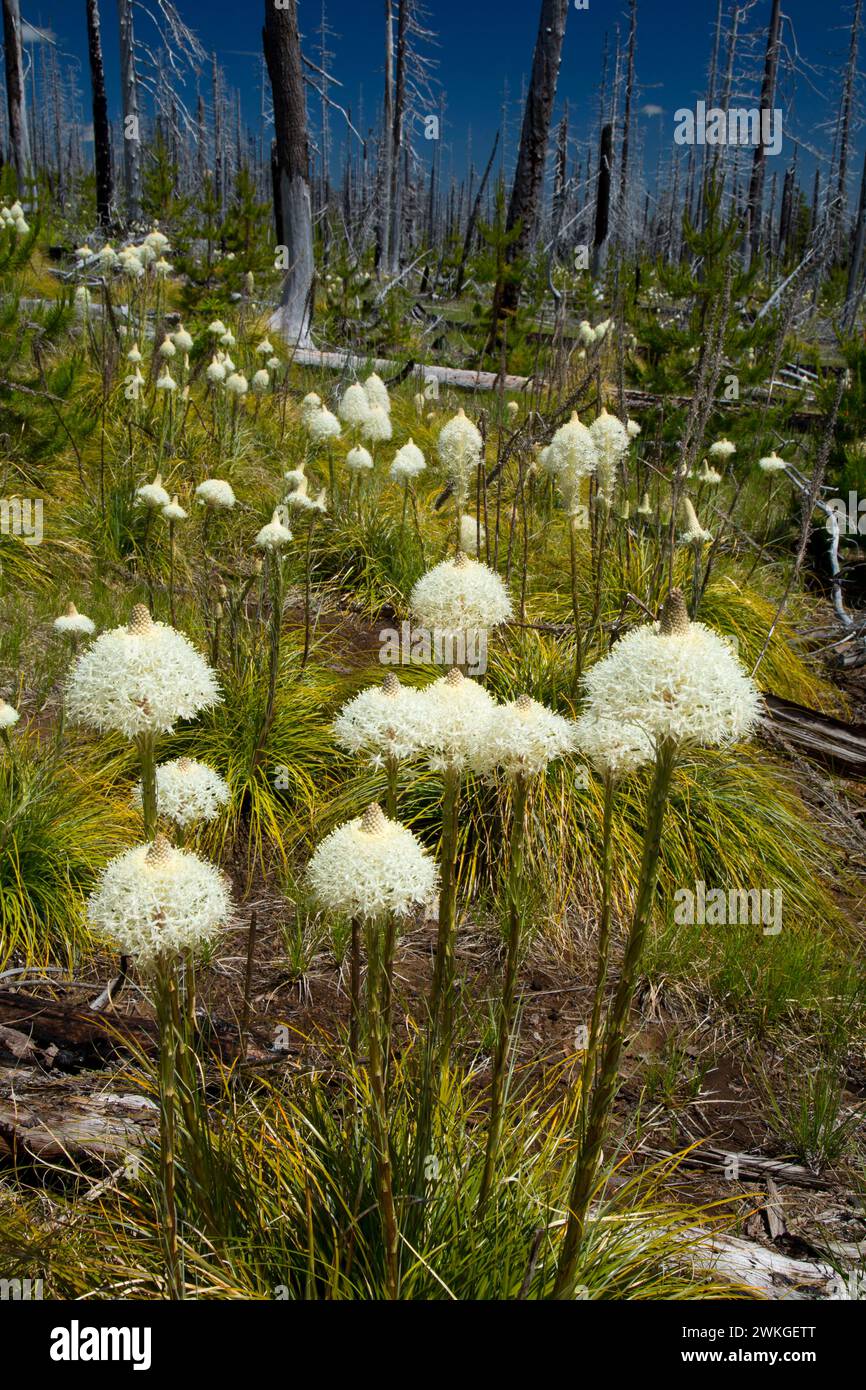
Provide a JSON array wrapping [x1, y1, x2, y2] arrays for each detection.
[[16, 1, 865, 193]]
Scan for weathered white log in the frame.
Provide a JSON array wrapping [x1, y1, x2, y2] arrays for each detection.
[[287, 346, 535, 393]]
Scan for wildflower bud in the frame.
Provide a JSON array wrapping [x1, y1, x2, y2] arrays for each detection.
[[658, 588, 690, 637]]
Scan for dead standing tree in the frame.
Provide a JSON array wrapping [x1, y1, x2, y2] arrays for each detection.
[[117, 0, 142, 221], [263, 0, 315, 348], [2, 0, 31, 183], [746, 0, 782, 259], [86, 0, 114, 227], [486, 0, 569, 350]]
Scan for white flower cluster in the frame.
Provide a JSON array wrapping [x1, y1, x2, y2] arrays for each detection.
[[589, 409, 630, 504], [410, 554, 512, 639], [0, 699, 20, 729], [306, 405, 342, 442], [196, 479, 236, 509], [390, 439, 426, 482], [53, 602, 96, 637], [364, 374, 391, 414], [416, 669, 498, 772], [437, 409, 483, 505], [541, 412, 598, 515], [573, 711, 654, 780], [473, 694, 577, 779], [339, 382, 371, 428], [66, 605, 221, 739], [708, 438, 736, 460], [135, 474, 170, 509], [1, 199, 29, 236], [132, 757, 230, 828], [307, 803, 438, 921], [459, 514, 486, 555], [759, 452, 789, 473], [255, 509, 293, 550], [581, 589, 761, 750], [87, 835, 232, 968], [333, 673, 428, 765], [346, 445, 374, 472], [362, 404, 393, 443], [680, 497, 712, 546]]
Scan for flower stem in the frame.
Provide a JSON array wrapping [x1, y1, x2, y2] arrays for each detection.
[[349, 916, 362, 1059], [569, 517, 583, 689], [137, 731, 158, 840], [155, 959, 182, 1299], [553, 740, 677, 1298], [477, 773, 528, 1213], [428, 767, 461, 1067], [583, 770, 615, 1090], [366, 916, 400, 1298], [301, 517, 316, 670]]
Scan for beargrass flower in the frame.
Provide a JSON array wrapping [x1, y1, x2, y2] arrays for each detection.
[[759, 452, 789, 473], [709, 438, 736, 460], [195, 479, 236, 509], [256, 338, 274, 357], [333, 672, 428, 767], [252, 369, 270, 394], [66, 605, 221, 739], [589, 408, 629, 503], [206, 356, 227, 383], [0, 699, 20, 729], [173, 326, 193, 354], [459, 514, 486, 555], [87, 833, 232, 969], [410, 553, 512, 638], [473, 693, 576, 780], [162, 495, 187, 522], [133, 757, 230, 828], [207, 320, 227, 337], [416, 669, 497, 772], [156, 369, 177, 392], [581, 589, 761, 749], [225, 372, 248, 397], [542, 411, 598, 514], [364, 373, 391, 414], [390, 439, 426, 482], [680, 497, 713, 546], [307, 803, 437, 922], [437, 408, 482, 503], [339, 382, 372, 427], [346, 446, 374, 472], [697, 459, 722, 484], [159, 334, 177, 359], [362, 404, 392, 443], [53, 602, 95, 637], [307, 406, 341, 442], [136, 474, 171, 508], [255, 509, 293, 551]]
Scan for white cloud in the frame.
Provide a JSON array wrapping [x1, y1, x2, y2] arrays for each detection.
[[21, 23, 55, 45], [641, 104, 664, 118]]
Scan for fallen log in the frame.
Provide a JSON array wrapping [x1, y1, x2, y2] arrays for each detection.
[[641, 1143, 836, 1191], [761, 695, 866, 778], [0, 1075, 158, 1164], [288, 346, 535, 393], [0, 990, 268, 1066], [692, 1230, 840, 1300]]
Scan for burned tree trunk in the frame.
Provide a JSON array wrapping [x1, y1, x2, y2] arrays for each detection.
[[833, 0, 862, 260], [117, 0, 142, 222], [488, 0, 569, 339], [592, 123, 613, 274], [2, 0, 30, 182], [617, 0, 637, 238], [86, 0, 113, 227], [263, 0, 315, 347], [387, 0, 411, 274], [746, 0, 782, 259], [455, 131, 499, 295]]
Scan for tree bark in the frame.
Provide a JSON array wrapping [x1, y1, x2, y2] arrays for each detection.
[[86, 0, 113, 226], [592, 123, 613, 273], [377, 0, 395, 271], [746, 0, 782, 258], [117, 0, 142, 222], [386, 0, 411, 274], [493, 0, 569, 327], [2, 0, 30, 181], [263, 0, 315, 348]]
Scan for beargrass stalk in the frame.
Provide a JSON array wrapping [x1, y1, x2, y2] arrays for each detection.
[[477, 773, 529, 1212], [553, 739, 677, 1297], [365, 914, 400, 1298]]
